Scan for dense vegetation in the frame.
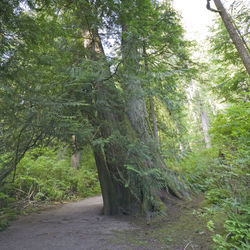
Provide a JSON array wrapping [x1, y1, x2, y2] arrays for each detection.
[[0, 145, 100, 230], [0, 0, 249, 248]]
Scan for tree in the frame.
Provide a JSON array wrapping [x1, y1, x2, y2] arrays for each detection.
[[0, 1, 91, 184], [207, 1, 249, 102], [207, 0, 250, 75], [0, 0, 191, 215]]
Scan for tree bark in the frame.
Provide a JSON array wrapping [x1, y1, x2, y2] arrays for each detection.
[[174, 120, 184, 152], [149, 96, 160, 148], [71, 151, 81, 169], [81, 6, 137, 214], [121, 24, 185, 207], [126, 82, 152, 143], [212, 0, 250, 75], [80, 0, 187, 215], [71, 135, 81, 169], [198, 96, 211, 148], [93, 145, 118, 215]]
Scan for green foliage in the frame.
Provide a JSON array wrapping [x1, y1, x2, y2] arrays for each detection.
[[207, 220, 215, 232], [15, 146, 100, 201], [75, 169, 100, 198], [179, 101, 250, 249], [208, 11, 249, 102], [199, 4, 250, 245], [213, 204, 250, 249], [210, 103, 249, 148], [0, 192, 10, 208], [0, 146, 100, 229], [0, 218, 8, 231], [208, 103, 250, 249], [0, 0, 94, 184], [178, 148, 218, 192]]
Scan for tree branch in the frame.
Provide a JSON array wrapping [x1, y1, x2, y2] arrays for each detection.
[[207, 0, 221, 13], [102, 61, 122, 82]]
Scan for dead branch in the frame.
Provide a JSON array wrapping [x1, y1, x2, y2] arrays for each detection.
[[184, 241, 194, 250], [225, 232, 232, 241]]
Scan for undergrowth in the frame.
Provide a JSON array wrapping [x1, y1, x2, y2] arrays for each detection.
[[178, 103, 250, 249], [0, 146, 100, 230]]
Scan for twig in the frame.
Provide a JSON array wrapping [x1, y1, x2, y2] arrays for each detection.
[[14, 187, 26, 194], [225, 232, 232, 241], [184, 241, 194, 250], [102, 61, 122, 82]]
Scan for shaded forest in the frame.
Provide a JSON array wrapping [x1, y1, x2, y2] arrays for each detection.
[[0, 0, 249, 249]]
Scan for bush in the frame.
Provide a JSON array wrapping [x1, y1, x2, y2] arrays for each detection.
[[76, 169, 100, 197], [0, 218, 8, 231], [178, 103, 250, 249], [0, 145, 100, 220]]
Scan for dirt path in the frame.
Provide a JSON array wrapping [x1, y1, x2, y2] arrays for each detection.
[[0, 196, 134, 250], [0, 195, 214, 250]]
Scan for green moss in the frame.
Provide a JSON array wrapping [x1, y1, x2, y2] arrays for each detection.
[[211, 212, 227, 235], [198, 199, 210, 208], [111, 196, 217, 249]]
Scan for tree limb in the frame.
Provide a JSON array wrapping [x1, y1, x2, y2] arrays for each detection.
[[207, 0, 221, 13]]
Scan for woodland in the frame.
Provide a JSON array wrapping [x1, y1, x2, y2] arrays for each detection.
[[0, 0, 249, 249]]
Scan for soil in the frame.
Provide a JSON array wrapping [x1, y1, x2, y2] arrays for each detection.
[[0, 195, 215, 250]]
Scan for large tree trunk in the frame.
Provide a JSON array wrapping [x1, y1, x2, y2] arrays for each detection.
[[121, 25, 185, 210], [121, 26, 152, 144], [212, 0, 250, 75], [79, 0, 187, 215], [81, 7, 137, 214], [93, 145, 118, 215]]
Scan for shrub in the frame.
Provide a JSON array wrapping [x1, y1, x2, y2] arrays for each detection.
[[178, 103, 250, 249], [0, 145, 100, 220]]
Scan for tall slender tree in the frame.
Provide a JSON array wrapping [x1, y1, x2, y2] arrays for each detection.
[[207, 0, 250, 75]]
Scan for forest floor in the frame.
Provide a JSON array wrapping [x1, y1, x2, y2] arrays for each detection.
[[0, 195, 219, 250]]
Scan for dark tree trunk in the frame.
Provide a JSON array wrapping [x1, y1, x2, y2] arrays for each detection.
[[80, 0, 188, 215], [212, 0, 250, 75], [81, 7, 137, 214], [93, 145, 118, 215]]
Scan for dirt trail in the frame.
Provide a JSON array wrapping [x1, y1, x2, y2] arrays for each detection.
[[0, 195, 214, 250], [0, 196, 134, 250]]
